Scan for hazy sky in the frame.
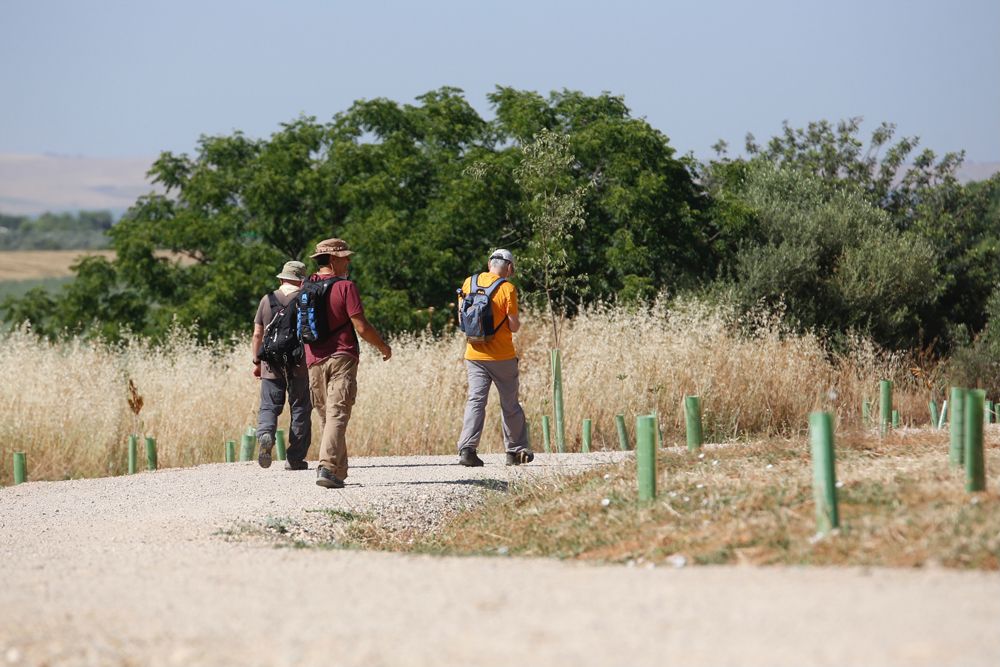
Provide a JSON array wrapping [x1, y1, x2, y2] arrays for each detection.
[[1, 0, 998, 161]]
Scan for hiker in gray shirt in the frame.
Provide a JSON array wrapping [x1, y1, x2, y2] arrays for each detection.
[[252, 260, 312, 470]]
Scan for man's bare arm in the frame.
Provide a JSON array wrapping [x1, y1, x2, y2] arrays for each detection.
[[507, 312, 520, 333], [350, 314, 392, 360], [252, 323, 264, 361]]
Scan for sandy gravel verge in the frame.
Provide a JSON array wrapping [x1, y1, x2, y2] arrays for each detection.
[[1, 452, 998, 667]]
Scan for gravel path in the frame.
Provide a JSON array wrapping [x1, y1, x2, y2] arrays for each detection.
[[1, 452, 998, 667]]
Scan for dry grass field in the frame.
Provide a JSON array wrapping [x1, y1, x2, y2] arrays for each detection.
[[0, 249, 191, 280], [0, 302, 938, 485], [0, 249, 117, 280]]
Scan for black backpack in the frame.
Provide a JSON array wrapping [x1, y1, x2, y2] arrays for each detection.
[[297, 276, 345, 343], [257, 293, 304, 368]]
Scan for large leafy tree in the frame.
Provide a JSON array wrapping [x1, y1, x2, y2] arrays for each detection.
[[490, 88, 713, 305], [723, 163, 941, 348], [2, 87, 707, 341], [703, 119, 1000, 351]]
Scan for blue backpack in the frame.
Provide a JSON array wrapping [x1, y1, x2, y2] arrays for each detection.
[[459, 274, 508, 343], [296, 276, 345, 343]]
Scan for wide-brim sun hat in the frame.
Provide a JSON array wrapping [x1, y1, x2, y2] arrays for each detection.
[[310, 238, 355, 258]]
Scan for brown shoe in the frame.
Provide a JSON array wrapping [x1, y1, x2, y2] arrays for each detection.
[[316, 466, 345, 489], [284, 459, 308, 471], [257, 433, 273, 469], [506, 449, 534, 466]]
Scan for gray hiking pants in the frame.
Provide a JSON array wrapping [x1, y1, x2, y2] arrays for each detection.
[[258, 373, 312, 463], [456, 358, 529, 453]]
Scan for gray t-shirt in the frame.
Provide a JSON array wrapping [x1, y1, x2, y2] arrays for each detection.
[[254, 289, 307, 380]]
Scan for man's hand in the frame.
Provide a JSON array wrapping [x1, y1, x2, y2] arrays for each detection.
[[379, 343, 392, 361], [253, 361, 261, 379]]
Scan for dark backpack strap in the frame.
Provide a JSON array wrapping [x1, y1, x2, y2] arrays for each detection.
[[267, 292, 280, 312], [264, 292, 282, 330], [479, 276, 510, 333], [483, 277, 506, 297], [320, 277, 355, 337]]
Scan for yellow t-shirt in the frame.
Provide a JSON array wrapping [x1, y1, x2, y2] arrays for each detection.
[[461, 273, 518, 361]]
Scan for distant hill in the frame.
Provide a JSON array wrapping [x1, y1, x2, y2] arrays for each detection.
[[0, 153, 158, 216], [955, 161, 1000, 183], [0, 153, 997, 217]]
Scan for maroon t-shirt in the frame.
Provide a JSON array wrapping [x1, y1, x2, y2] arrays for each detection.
[[304, 273, 364, 366]]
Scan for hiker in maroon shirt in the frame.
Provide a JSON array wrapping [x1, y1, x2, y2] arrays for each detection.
[[304, 238, 392, 489]]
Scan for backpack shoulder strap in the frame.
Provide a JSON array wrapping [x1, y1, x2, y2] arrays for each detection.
[[264, 292, 281, 327], [469, 273, 482, 294], [483, 277, 506, 297]]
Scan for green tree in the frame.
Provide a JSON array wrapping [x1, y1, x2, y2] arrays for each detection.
[[510, 128, 590, 345], [705, 118, 998, 352], [1, 87, 709, 341], [491, 88, 713, 305], [0, 210, 112, 250], [728, 163, 941, 348]]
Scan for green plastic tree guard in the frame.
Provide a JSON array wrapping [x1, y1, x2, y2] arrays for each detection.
[[582, 419, 592, 453], [541, 415, 552, 453], [550, 350, 566, 453], [275, 429, 287, 461], [684, 395, 704, 451], [145, 436, 157, 471], [239, 434, 254, 462], [938, 399, 948, 429], [879, 380, 893, 436], [965, 389, 986, 492], [12, 452, 26, 485], [615, 414, 629, 451], [225, 440, 236, 463], [950, 387, 967, 467], [929, 401, 939, 429], [809, 411, 839, 534], [862, 400, 871, 427], [636, 415, 657, 501], [985, 401, 994, 425], [127, 434, 138, 474], [892, 410, 900, 428]]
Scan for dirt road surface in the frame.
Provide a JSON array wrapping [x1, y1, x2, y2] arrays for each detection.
[[1, 453, 998, 667]]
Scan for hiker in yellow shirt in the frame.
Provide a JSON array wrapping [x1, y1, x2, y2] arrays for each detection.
[[455, 249, 533, 467]]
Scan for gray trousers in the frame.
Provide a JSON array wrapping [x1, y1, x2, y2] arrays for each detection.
[[456, 358, 529, 453], [258, 373, 312, 463]]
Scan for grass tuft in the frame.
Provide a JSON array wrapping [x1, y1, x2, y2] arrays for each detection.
[[378, 431, 1000, 569]]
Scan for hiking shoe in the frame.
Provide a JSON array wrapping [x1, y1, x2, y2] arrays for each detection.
[[506, 449, 535, 466], [257, 433, 274, 469], [458, 447, 484, 467], [284, 459, 308, 471], [316, 466, 345, 489]]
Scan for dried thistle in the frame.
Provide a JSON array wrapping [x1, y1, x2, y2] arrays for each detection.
[[127, 379, 144, 416]]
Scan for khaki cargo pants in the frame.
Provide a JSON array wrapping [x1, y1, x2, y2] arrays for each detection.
[[308, 354, 358, 479]]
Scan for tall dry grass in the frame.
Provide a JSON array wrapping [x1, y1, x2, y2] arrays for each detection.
[[0, 302, 933, 483]]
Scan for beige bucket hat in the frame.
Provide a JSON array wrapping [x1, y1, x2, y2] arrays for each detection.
[[276, 260, 307, 282]]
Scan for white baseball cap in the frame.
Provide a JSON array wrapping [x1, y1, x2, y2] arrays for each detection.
[[490, 248, 514, 265]]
